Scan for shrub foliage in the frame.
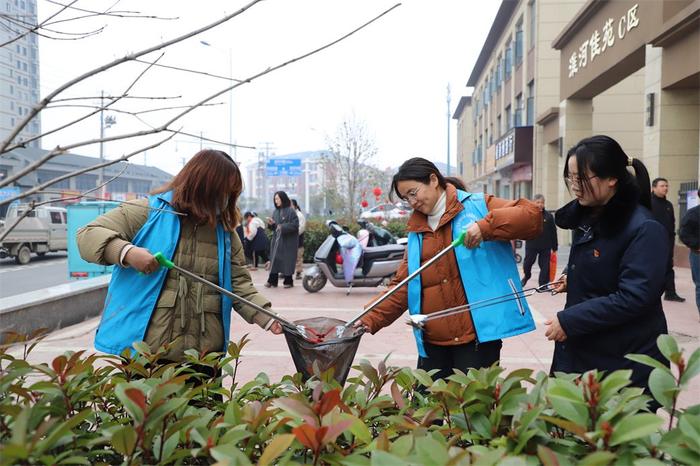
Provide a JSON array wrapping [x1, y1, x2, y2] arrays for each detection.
[[1, 332, 699, 465]]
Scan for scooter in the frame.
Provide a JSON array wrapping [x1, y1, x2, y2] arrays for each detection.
[[302, 221, 406, 293], [357, 219, 403, 246]]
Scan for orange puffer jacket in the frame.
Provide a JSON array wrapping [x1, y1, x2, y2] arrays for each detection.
[[360, 184, 542, 346]]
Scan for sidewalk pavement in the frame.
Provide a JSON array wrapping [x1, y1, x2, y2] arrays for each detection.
[[9, 262, 699, 409]]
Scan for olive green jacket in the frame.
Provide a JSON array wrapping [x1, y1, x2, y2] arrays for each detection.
[[77, 198, 273, 361]]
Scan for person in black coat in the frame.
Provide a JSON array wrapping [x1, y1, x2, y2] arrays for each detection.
[[651, 178, 685, 302], [546, 135, 669, 401], [679, 191, 700, 318], [521, 194, 558, 286]]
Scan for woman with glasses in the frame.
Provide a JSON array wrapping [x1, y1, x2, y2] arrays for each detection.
[[356, 158, 542, 379], [546, 135, 669, 400]]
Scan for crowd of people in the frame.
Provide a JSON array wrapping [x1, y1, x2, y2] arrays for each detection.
[[77, 135, 698, 410]]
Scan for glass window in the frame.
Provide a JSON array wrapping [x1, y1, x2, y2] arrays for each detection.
[[526, 80, 535, 125], [505, 44, 512, 80], [529, 1, 536, 49], [515, 26, 524, 65], [514, 94, 523, 127], [50, 211, 62, 224], [505, 105, 512, 130]]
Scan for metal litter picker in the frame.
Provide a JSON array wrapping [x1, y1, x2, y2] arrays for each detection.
[[152, 252, 363, 384], [154, 252, 315, 341], [406, 280, 562, 328]]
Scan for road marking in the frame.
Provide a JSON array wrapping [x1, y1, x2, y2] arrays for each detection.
[[0, 259, 67, 274]]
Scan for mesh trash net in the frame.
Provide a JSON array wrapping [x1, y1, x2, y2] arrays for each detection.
[[283, 317, 363, 385]]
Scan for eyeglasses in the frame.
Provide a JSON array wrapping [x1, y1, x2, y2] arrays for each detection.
[[402, 185, 423, 203], [565, 174, 598, 187]]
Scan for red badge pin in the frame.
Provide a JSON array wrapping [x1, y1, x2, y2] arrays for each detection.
[[593, 249, 600, 258]]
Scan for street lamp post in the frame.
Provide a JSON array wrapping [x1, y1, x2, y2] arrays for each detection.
[[446, 83, 451, 176], [200, 40, 234, 159], [99, 90, 117, 197]]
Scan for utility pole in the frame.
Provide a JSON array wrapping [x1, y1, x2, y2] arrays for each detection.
[[99, 91, 116, 197], [446, 83, 452, 176], [259, 142, 275, 209]]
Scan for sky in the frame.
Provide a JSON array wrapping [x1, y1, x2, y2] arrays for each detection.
[[37, 0, 500, 175]]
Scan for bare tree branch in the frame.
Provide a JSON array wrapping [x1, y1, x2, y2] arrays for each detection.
[[50, 94, 182, 103], [166, 129, 256, 150], [1, 1, 402, 185], [0, 0, 80, 48], [0, 0, 267, 153], [132, 58, 245, 83], [0, 132, 177, 208], [45, 0, 178, 20], [1, 51, 166, 156]]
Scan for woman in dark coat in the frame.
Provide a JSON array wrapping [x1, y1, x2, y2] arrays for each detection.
[[265, 191, 299, 288], [546, 135, 669, 397]]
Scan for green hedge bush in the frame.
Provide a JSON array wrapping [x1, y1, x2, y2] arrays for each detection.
[[1, 332, 699, 465]]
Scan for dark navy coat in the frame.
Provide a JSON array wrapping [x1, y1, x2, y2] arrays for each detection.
[[552, 194, 669, 390]]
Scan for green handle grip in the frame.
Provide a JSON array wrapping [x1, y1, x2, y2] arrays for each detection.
[[154, 252, 174, 269], [452, 230, 467, 248]]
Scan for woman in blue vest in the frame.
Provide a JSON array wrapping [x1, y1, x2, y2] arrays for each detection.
[[358, 158, 542, 380], [546, 135, 669, 395], [77, 150, 283, 369]]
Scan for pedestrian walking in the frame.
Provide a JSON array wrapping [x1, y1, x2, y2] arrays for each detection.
[[679, 190, 700, 319], [265, 191, 299, 288], [651, 177, 685, 302], [243, 211, 269, 270], [77, 149, 283, 367], [521, 194, 558, 287], [546, 135, 669, 398], [356, 157, 542, 381], [291, 199, 306, 280]]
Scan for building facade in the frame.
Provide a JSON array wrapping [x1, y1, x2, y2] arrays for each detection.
[[456, 0, 699, 256], [0, 0, 41, 148], [243, 151, 329, 214]]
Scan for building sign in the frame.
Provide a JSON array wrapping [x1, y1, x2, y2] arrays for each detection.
[[266, 158, 302, 177], [568, 4, 640, 78], [495, 132, 515, 161]]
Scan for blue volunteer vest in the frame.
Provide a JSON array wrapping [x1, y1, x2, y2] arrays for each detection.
[[407, 190, 535, 358], [94, 191, 233, 355]]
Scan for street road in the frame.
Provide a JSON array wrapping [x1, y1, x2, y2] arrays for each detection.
[[0, 252, 72, 298]]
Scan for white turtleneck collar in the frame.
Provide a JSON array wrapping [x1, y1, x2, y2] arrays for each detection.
[[427, 190, 447, 231]]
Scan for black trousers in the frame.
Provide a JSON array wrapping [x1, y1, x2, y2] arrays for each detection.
[[417, 339, 502, 381], [664, 237, 678, 295], [522, 248, 550, 286], [268, 272, 293, 286], [252, 249, 269, 267]]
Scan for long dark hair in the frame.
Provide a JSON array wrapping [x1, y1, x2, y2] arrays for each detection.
[[153, 149, 241, 231], [390, 157, 447, 201], [564, 135, 651, 210], [273, 191, 291, 209]]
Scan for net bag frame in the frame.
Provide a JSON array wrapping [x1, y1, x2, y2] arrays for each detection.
[[283, 317, 363, 385]]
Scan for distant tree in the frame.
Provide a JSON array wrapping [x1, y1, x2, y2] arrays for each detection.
[[324, 114, 378, 220]]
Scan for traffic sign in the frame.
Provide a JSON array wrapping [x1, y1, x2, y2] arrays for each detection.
[[266, 158, 302, 177]]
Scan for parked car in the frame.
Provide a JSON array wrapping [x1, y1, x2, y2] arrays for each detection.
[[359, 203, 410, 221], [0, 204, 67, 264]]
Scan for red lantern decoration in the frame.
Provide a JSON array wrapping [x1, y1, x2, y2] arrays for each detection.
[[372, 187, 382, 197], [361, 200, 369, 208]]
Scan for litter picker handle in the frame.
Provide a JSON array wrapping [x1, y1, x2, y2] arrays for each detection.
[[152, 252, 298, 330], [344, 230, 467, 328]]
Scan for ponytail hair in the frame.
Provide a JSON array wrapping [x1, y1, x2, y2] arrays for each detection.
[[564, 135, 651, 210], [390, 157, 446, 201]]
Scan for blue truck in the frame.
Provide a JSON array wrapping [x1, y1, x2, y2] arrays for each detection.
[[66, 201, 120, 279]]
